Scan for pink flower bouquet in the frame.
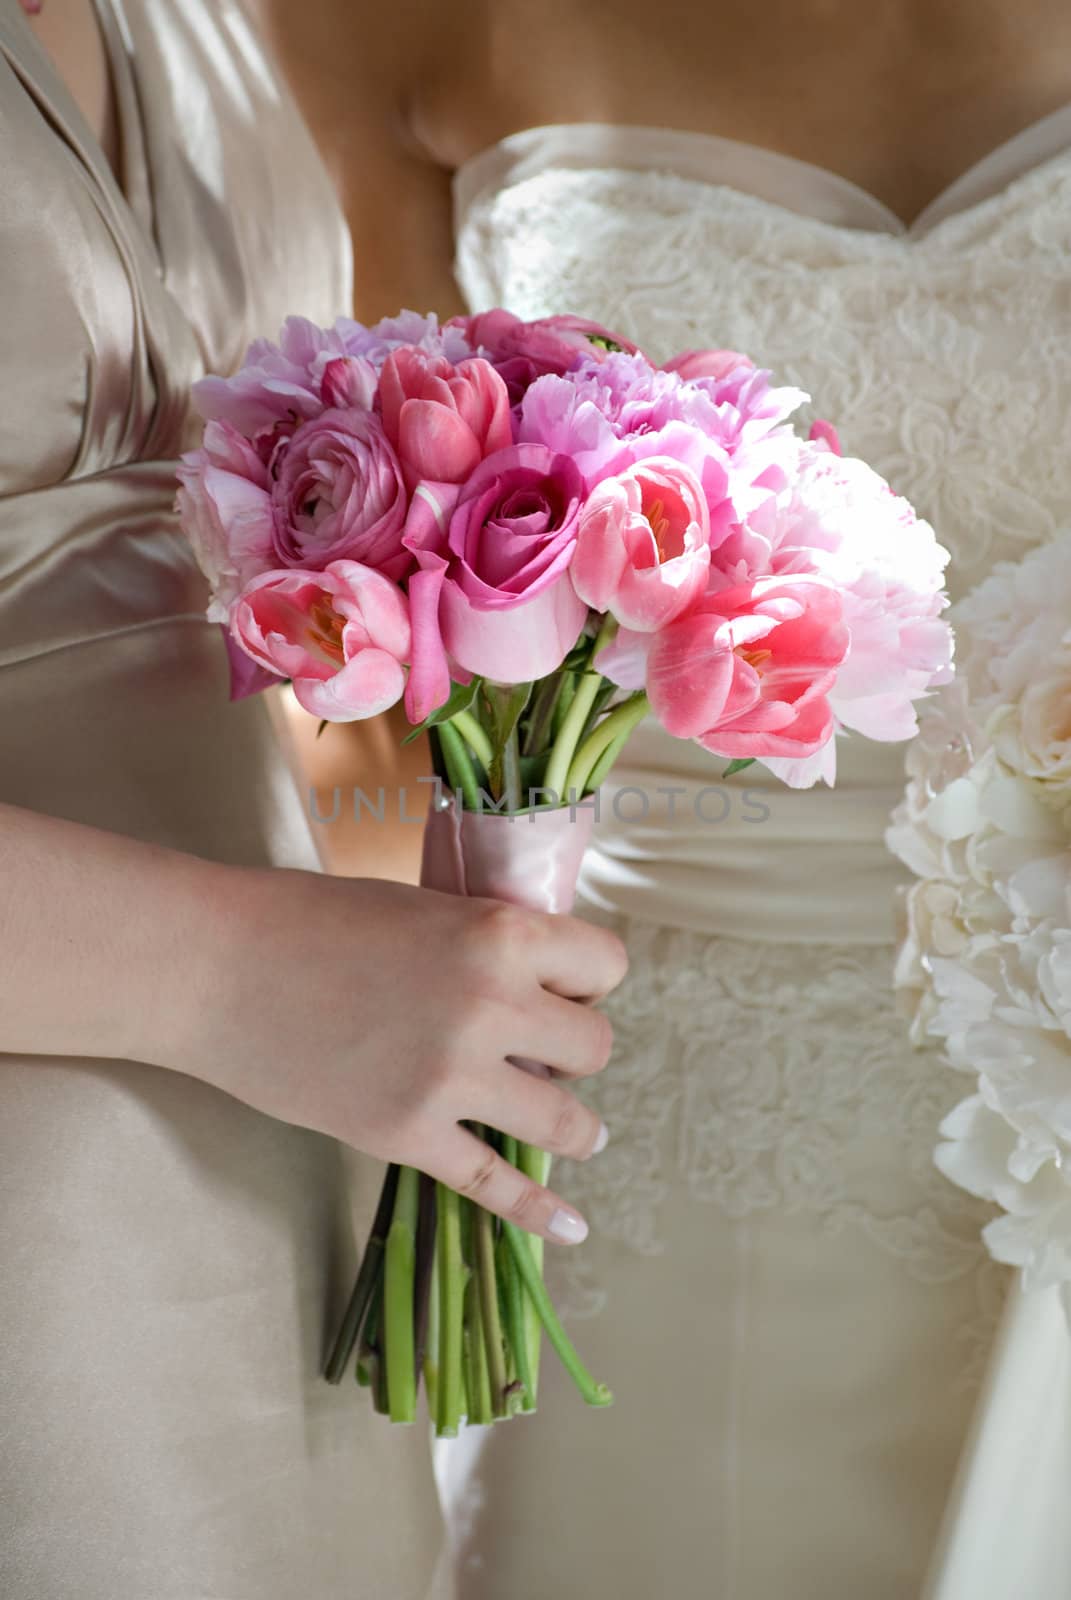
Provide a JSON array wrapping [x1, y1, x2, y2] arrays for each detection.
[[178, 307, 952, 1431]]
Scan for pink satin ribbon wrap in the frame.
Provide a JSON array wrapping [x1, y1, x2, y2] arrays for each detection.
[[420, 801, 597, 1078], [420, 800, 596, 914]]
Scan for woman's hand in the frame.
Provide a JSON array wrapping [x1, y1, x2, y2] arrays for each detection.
[[168, 869, 627, 1244]]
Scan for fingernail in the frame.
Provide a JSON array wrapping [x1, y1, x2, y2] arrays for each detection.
[[592, 1121, 610, 1155], [548, 1208, 589, 1244]]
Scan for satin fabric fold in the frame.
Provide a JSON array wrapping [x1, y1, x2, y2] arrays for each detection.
[[0, 4, 442, 1596]]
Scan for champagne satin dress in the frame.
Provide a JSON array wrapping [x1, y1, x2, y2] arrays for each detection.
[[0, 3, 443, 1594]]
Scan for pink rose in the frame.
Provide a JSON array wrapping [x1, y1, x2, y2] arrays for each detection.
[[402, 443, 587, 719], [571, 457, 711, 630], [270, 408, 409, 580], [638, 576, 848, 771], [378, 350, 512, 486], [231, 561, 411, 721]]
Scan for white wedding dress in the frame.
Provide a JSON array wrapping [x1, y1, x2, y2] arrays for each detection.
[[432, 115, 1071, 1598]]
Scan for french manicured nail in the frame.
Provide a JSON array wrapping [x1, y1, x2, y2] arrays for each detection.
[[548, 1208, 589, 1244], [592, 1121, 610, 1155]]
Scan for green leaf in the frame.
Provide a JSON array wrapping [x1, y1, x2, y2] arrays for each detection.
[[480, 681, 532, 747], [401, 678, 481, 744], [481, 682, 532, 807], [722, 758, 756, 778]]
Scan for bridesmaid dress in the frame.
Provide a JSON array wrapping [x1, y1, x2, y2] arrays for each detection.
[[429, 115, 1071, 1597], [0, 3, 443, 1595]]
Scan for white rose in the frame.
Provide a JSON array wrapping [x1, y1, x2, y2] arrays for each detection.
[[989, 643, 1071, 787]]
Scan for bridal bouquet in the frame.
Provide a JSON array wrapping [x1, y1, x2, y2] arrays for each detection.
[[178, 306, 952, 1431], [888, 532, 1071, 1317]]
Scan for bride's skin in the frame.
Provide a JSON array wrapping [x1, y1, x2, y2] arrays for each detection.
[[261, 0, 1071, 319], [6, 0, 628, 1249]]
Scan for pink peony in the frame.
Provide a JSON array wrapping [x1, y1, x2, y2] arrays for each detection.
[[663, 349, 754, 383], [378, 350, 513, 487], [744, 446, 953, 746], [335, 309, 474, 369], [176, 420, 275, 621], [519, 352, 802, 542], [402, 444, 587, 718], [571, 457, 711, 631], [192, 316, 343, 451], [602, 576, 848, 776], [231, 561, 411, 721], [269, 408, 410, 579]]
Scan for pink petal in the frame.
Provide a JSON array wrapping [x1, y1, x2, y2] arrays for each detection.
[[440, 571, 587, 682], [294, 650, 407, 721], [404, 564, 451, 723]]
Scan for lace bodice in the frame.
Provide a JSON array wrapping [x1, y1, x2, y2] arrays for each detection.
[[456, 121, 1071, 604], [448, 121, 1071, 1316]]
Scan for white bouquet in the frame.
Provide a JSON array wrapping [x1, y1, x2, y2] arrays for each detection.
[[888, 532, 1071, 1315]]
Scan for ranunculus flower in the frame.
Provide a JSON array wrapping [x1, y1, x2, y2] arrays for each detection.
[[231, 561, 410, 721], [176, 419, 275, 621], [571, 457, 711, 630], [401, 443, 587, 718], [269, 408, 409, 579], [641, 576, 848, 769], [378, 350, 512, 486], [452, 310, 639, 381]]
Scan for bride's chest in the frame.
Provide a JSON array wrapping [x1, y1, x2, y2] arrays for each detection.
[[458, 164, 1071, 599]]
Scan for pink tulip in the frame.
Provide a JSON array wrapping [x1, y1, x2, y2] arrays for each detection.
[[401, 444, 587, 719], [379, 350, 513, 486], [645, 576, 849, 763], [231, 561, 411, 721], [571, 457, 711, 630]]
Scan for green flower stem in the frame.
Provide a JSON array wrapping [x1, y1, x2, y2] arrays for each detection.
[[474, 1198, 509, 1417], [436, 721, 480, 811], [587, 725, 635, 792], [324, 1163, 399, 1383], [522, 674, 565, 757], [502, 725, 522, 812], [544, 672, 602, 799], [551, 671, 578, 740], [566, 692, 650, 796], [464, 1269, 493, 1425], [435, 1182, 467, 1437], [496, 1202, 536, 1411], [384, 1165, 420, 1423], [515, 1139, 550, 1400], [412, 1174, 438, 1398], [543, 618, 618, 800], [422, 1236, 440, 1423], [504, 1221, 614, 1409], [450, 708, 494, 771], [355, 1271, 383, 1389]]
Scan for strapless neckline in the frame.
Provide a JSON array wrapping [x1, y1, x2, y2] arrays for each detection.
[[454, 107, 1071, 242]]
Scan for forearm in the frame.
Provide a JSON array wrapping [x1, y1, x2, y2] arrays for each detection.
[[0, 802, 231, 1066]]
